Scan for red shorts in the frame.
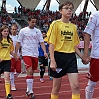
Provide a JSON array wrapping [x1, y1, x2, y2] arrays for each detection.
[[87, 58, 99, 82], [11, 58, 21, 73], [23, 56, 38, 70]]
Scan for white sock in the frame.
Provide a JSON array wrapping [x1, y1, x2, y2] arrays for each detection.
[[26, 79, 33, 93], [10, 72, 15, 86], [85, 80, 97, 99]]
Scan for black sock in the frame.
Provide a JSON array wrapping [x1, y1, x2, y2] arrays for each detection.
[[40, 66, 45, 78]]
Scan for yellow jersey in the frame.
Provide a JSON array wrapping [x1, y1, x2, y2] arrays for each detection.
[[0, 38, 14, 60], [45, 20, 80, 53]]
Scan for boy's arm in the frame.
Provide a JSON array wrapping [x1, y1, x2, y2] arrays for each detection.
[[82, 33, 91, 64], [10, 41, 15, 59], [74, 46, 83, 59], [49, 44, 55, 60], [15, 42, 21, 60], [49, 44, 57, 71], [83, 33, 90, 56]]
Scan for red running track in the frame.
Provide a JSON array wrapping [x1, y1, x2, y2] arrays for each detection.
[[0, 74, 99, 99]]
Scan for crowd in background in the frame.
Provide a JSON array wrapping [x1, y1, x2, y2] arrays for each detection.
[[0, 6, 92, 41], [0, 8, 16, 28]]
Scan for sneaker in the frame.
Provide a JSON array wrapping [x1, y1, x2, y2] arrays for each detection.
[[6, 94, 13, 99], [26, 92, 35, 99], [49, 76, 53, 80], [11, 86, 16, 91], [40, 78, 44, 83]]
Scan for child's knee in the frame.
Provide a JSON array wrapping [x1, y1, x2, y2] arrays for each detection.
[[72, 84, 79, 91]]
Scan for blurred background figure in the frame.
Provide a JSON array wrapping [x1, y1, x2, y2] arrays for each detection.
[[38, 31, 49, 83], [10, 23, 22, 91]]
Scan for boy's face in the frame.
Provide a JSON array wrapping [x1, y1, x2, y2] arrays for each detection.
[[11, 26, 18, 35], [59, 4, 73, 18]]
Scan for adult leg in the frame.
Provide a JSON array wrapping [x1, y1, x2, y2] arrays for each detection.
[[21, 59, 26, 73], [67, 73, 80, 99], [85, 80, 97, 99], [51, 77, 62, 99], [26, 66, 35, 99], [23, 56, 38, 99], [26, 66, 34, 94]]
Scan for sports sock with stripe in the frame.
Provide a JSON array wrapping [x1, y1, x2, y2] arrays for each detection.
[[85, 80, 97, 99], [51, 93, 58, 99], [26, 76, 33, 93], [10, 72, 15, 86], [72, 94, 80, 99], [5, 80, 10, 96]]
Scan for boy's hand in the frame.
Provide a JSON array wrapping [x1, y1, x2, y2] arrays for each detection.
[[14, 54, 20, 61], [82, 54, 91, 64], [50, 60, 57, 71], [0, 58, 2, 62], [44, 52, 48, 59]]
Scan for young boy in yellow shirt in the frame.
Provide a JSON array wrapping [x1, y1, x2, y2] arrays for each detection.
[[45, 1, 82, 99]]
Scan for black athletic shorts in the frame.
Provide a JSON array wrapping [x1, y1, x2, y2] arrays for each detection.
[[49, 51, 78, 78], [39, 56, 48, 66], [0, 60, 11, 74]]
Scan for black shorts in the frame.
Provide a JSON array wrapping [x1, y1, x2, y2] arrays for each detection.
[[0, 60, 11, 74], [49, 51, 78, 78], [39, 56, 48, 66]]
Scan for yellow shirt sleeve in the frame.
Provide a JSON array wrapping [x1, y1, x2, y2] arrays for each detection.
[[45, 21, 58, 45], [74, 25, 80, 46]]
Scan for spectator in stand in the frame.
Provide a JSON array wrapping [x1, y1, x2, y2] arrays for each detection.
[[14, 7, 17, 14], [18, 6, 22, 14], [2, 0, 6, 12]]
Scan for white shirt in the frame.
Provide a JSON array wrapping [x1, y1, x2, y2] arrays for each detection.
[[17, 27, 44, 57], [84, 11, 99, 58], [10, 35, 20, 58]]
